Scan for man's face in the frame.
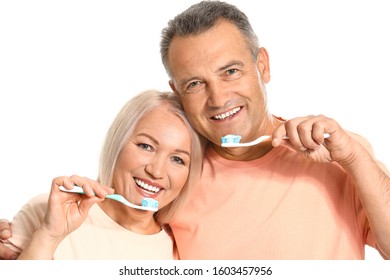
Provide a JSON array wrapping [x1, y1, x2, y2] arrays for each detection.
[[168, 20, 271, 146]]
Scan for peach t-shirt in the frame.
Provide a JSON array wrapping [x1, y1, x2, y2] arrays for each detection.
[[171, 143, 377, 259]]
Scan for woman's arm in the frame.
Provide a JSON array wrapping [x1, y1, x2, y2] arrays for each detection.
[[17, 176, 112, 259]]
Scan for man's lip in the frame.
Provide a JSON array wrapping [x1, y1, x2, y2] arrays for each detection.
[[210, 106, 242, 121]]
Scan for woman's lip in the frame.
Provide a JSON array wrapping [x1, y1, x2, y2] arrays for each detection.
[[135, 184, 160, 198], [134, 177, 164, 198]]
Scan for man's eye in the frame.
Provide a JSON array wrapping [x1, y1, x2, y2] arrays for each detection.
[[171, 156, 185, 165], [187, 81, 200, 89], [184, 81, 204, 94], [226, 68, 238, 75]]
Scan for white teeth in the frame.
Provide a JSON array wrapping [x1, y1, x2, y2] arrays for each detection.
[[213, 107, 241, 120], [135, 178, 161, 193]]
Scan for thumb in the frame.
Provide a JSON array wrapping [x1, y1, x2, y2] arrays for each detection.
[[78, 196, 102, 218]]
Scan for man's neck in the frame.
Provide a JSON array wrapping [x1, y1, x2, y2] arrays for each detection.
[[212, 141, 274, 161]]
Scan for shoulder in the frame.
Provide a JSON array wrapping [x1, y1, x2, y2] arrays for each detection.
[[12, 193, 49, 227], [6, 193, 49, 252], [19, 193, 49, 216]]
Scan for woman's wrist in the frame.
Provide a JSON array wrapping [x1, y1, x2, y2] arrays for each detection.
[[34, 225, 65, 247], [17, 227, 64, 260]]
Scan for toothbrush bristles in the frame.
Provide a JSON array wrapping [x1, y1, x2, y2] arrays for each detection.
[[221, 134, 241, 144], [142, 198, 159, 209]]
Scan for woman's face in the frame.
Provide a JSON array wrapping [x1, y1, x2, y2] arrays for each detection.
[[112, 106, 192, 209]]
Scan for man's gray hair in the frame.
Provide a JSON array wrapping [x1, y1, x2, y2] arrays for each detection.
[[160, 0, 260, 78]]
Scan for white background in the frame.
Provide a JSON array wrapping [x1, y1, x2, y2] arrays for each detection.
[[0, 0, 388, 260]]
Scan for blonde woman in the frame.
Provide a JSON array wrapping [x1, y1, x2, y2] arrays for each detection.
[[2, 90, 204, 259]]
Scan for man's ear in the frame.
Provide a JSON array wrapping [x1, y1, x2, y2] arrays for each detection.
[[169, 80, 177, 92], [257, 47, 271, 83]]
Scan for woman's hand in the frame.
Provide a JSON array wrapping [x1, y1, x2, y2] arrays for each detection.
[[40, 175, 114, 242]]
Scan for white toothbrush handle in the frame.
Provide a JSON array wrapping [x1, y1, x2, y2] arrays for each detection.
[[222, 133, 330, 147], [282, 133, 330, 140], [59, 186, 85, 193]]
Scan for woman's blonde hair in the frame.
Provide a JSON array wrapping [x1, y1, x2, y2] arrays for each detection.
[[98, 89, 204, 224]]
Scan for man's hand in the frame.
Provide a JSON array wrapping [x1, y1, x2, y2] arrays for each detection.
[[272, 115, 358, 166], [0, 219, 18, 260]]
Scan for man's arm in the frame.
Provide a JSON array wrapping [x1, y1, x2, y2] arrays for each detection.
[[272, 115, 390, 259], [338, 138, 390, 259]]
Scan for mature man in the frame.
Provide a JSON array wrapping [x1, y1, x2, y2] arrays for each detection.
[[159, 0, 390, 259]]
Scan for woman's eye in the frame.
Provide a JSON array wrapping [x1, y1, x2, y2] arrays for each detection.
[[171, 156, 185, 165], [138, 143, 153, 151]]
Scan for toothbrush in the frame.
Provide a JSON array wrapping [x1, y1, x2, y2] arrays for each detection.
[[59, 186, 158, 212], [221, 133, 330, 147]]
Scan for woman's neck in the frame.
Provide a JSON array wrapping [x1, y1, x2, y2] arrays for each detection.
[[98, 199, 161, 234]]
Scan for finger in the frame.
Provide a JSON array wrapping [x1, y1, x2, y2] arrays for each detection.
[[0, 244, 18, 260], [312, 120, 329, 145], [296, 120, 321, 150], [51, 176, 83, 204], [284, 118, 308, 152], [272, 123, 287, 147], [83, 178, 113, 198], [52, 176, 74, 191], [0, 219, 11, 239], [78, 196, 102, 218], [68, 175, 96, 197]]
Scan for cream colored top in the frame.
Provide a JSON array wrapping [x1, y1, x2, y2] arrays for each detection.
[[4, 194, 175, 259]]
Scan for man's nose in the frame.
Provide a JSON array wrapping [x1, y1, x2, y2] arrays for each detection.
[[206, 80, 230, 108]]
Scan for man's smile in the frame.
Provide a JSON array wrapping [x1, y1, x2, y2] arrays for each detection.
[[211, 106, 242, 120]]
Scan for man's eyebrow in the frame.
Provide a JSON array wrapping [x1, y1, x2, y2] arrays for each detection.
[[216, 60, 245, 72], [178, 76, 203, 89], [177, 60, 245, 89]]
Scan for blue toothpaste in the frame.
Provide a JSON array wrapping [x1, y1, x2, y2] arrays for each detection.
[[221, 134, 241, 144], [142, 198, 159, 209]]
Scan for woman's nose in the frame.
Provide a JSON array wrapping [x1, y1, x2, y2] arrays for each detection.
[[145, 156, 165, 179]]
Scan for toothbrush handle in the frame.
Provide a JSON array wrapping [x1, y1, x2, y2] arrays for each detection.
[[59, 187, 126, 204], [59, 186, 85, 194], [282, 133, 330, 140], [59, 186, 158, 212], [105, 193, 123, 201], [59, 186, 120, 200]]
